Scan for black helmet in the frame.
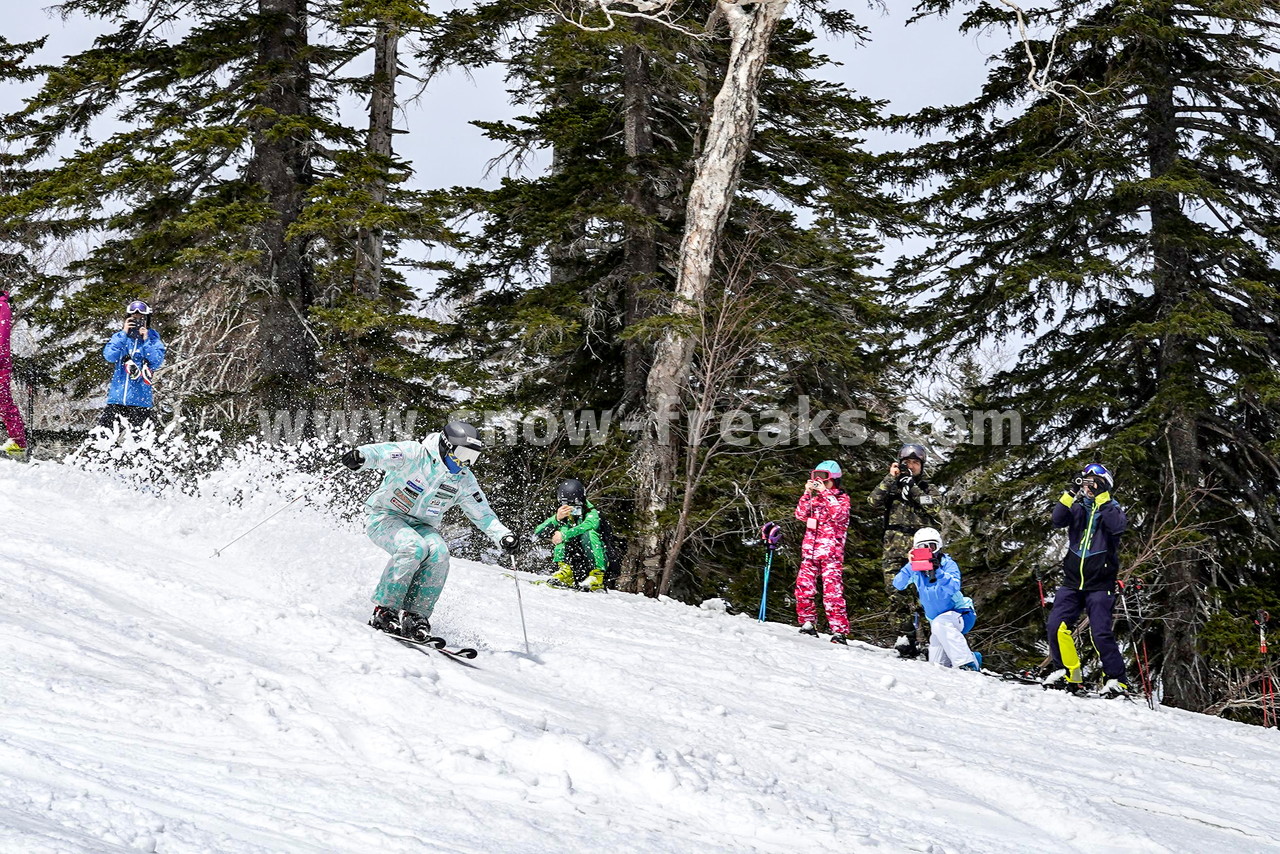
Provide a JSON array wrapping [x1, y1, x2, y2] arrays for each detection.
[[440, 421, 483, 465], [556, 478, 586, 509]]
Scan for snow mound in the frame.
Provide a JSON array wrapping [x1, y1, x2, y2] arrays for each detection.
[[1, 461, 1278, 853]]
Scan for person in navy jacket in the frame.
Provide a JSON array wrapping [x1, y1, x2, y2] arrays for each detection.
[[98, 299, 166, 430], [1046, 462, 1130, 695]]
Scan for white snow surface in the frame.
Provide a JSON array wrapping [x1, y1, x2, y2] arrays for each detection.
[[2, 461, 1278, 854]]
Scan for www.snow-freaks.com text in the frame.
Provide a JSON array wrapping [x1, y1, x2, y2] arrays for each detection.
[[254, 399, 1021, 448]]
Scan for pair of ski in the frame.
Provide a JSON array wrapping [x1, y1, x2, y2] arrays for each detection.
[[374, 626, 480, 668], [994, 669, 1134, 701]]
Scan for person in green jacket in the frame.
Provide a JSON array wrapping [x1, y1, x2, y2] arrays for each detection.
[[534, 478, 608, 591]]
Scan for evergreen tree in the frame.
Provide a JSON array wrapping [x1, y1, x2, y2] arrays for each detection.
[[896, 0, 1280, 711], [0, 2, 445, 417], [423, 5, 902, 606]]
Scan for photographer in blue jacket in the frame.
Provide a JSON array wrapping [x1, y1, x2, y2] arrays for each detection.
[[98, 299, 166, 430], [892, 527, 981, 671]]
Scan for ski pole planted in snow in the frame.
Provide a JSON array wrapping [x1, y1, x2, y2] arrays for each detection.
[[1258, 610, 1275, 728], [758, 522, 782, 622], [511, 554, 530, 655], [1118, 578, 1156, 709]]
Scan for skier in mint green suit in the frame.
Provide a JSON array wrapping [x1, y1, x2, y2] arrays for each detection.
[[342, 421, 518, 640]]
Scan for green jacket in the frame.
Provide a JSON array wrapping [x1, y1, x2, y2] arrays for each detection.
[[535, 501, 607, 571]]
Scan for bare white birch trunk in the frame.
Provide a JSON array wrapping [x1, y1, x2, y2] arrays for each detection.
[[625, 0, 788, 594]]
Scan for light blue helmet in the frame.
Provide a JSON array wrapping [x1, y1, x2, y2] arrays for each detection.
[[813, 460, 842, 479]]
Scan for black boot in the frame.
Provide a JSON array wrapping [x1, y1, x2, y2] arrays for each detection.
[[895, 613, 921, 659], [398, 610, 432, 643], [369, 606, 399, 634]]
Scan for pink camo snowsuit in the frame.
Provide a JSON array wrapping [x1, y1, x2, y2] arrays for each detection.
[[0, 291, 27, 450], [794, 487, 851, 634]]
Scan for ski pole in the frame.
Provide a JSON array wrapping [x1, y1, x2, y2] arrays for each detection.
[[511, 554, 531, 655], [759, 522, 782, 622], [24, 369, 34, 463], [758, 551, 773, 622], [1257, 610, 1274, 728], [210, 467, 344, 557], [1121, 579, 1156, 709]]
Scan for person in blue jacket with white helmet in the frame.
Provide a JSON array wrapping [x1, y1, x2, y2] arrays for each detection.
[[342, 421, 519, 641], [98, 299, 166, 430], [892, 527, 981, 671]]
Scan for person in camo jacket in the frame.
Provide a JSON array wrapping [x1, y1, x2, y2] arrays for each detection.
[[869, 443, 942, 659], [794, 460, 852, 645]]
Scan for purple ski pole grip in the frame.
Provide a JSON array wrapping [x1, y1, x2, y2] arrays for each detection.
[[761, 521, 782, 550]]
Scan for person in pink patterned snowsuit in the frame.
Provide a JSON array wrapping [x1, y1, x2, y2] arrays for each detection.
[[794, 460, 851, 644], [0, 290, 28, 457]]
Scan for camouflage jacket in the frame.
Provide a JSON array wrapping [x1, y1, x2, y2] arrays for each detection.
[[868, 474, 942, 536]]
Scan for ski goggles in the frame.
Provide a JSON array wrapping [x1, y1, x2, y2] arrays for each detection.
[[448, 444, 481, 466], [899, 443, 927, 462], [126, 300, 152, 315], [810, 469, 834, 481]]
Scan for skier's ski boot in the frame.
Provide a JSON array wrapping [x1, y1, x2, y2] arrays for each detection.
[[830, 633, 848, 645], [2, 438, 24, 458], [548, 562, 576, 588], [894, 635, 920, 660], [1041, 667, 1067, 688], [1098, 676, 1132, 698], [798, 621, 819, 637], [581, 568, 606, 592], [398, 610, 432, 643], [959, 652, 984, 672], [369, 605, 399, 634]]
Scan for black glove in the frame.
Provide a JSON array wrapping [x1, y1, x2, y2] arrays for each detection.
[[1065, 474, 1083, 496], [125, 319, 142, 338], [340, 448, 365, 471], [500, 533, 519, 554]]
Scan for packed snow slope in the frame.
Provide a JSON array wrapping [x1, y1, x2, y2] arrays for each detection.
[[1, 461, 1278, 854]]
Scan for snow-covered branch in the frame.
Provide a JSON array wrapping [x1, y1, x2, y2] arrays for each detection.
[[552, 0, 707, 37]]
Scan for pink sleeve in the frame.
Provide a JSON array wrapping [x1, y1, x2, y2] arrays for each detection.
[[0, 294, 11, 364], [795, 495, 812, 521]]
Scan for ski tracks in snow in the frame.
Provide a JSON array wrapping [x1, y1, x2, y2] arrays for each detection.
[[2, 461, 1280, 852]]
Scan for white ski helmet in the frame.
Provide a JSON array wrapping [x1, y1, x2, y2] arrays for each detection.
[[912, 527, 943, 552]]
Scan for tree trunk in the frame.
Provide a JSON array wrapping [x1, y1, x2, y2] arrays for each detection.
[[1146, 21, 1209, 711], [620, 35, 659, 413], [248, 0, 316, 406], [623, 0, 787, 595], [354, 18, 398, 299]]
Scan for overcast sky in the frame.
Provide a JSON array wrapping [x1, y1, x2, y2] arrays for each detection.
[[2, 2, 1002, 190]]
